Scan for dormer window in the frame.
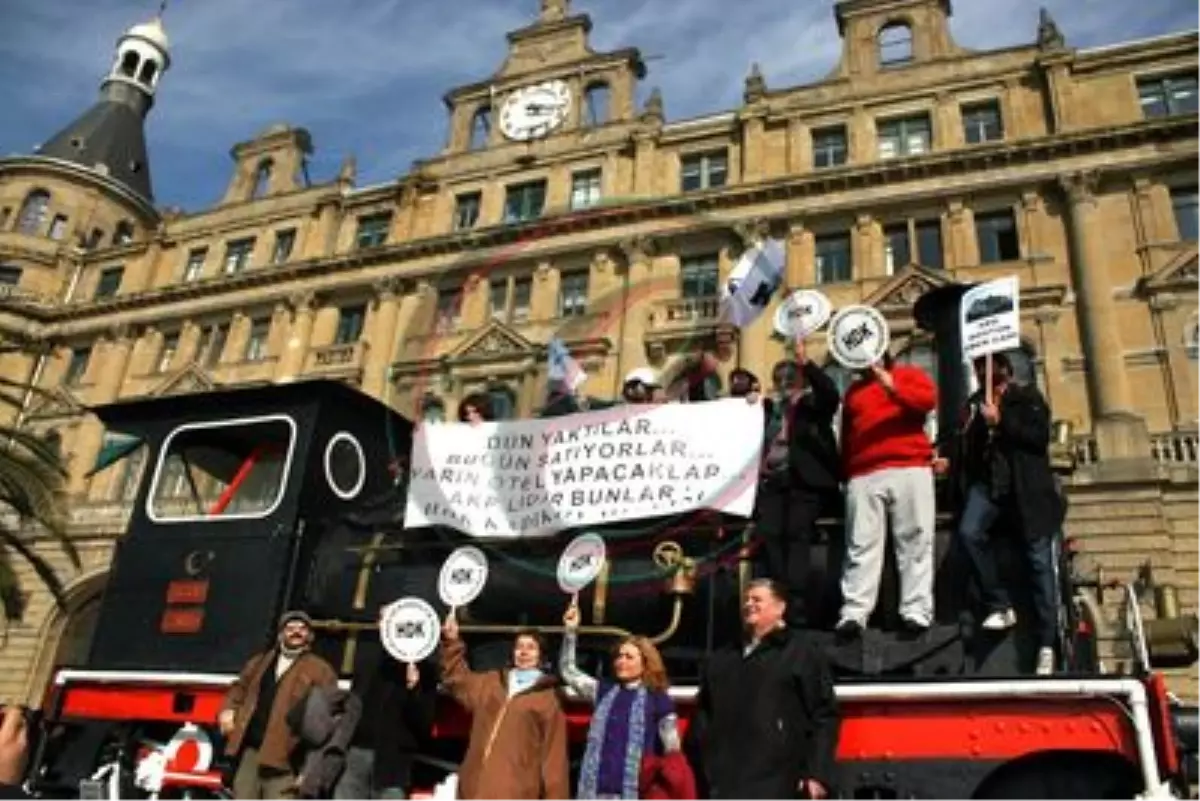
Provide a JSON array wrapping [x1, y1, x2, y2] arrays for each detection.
[[251, 160, 273, 199], [583, 82, 611, 127], [878, 22, 913, 68], [469, 107, 492, 150], [17, 189, 50, 235], [113, 220, 135, 246]]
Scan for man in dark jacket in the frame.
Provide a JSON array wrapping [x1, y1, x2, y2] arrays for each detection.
[[334, 649, 437, 799], [954, 353, 1065, 675], [753, 339, 841, 626], [693, 579, 840, 799]]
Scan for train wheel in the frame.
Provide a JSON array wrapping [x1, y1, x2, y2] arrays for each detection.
[[974, 753, 1140, 799]]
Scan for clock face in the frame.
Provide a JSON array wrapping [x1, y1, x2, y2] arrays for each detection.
[[499, 80, 572, 141]]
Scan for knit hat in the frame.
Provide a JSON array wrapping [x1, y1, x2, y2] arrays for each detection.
[[278, 610, 313, 630]]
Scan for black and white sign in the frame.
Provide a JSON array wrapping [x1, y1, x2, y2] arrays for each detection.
[[557, 533, 607, 594], [773, 289, 832, 340], [437, 546, 489, 608], [828, 305, 890, 370], [721, 238, 785, 328], [960, 276, 1021, 360], [379, 597, 441, 664]]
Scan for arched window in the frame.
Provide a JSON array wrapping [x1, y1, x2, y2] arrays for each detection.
[[583, 82, 611, 127], [878, 22, 914, 67], [469, 107, 492, 150], [119, 50, 139, 78], [112, 220, 134, 246], [487, 385, 517, 420], [17, 189, 51, 235], [251, 159, 272, 199], [138, 59, 158, 85], [420, 394, 446, 423]]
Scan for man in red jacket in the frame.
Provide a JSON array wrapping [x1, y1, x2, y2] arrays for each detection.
[[836, 353, 938, 637]]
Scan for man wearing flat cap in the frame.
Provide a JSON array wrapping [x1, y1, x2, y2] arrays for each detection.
[[220, 610, 338, 799]]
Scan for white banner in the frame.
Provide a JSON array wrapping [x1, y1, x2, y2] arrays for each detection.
[[404, 399, 764, 538], [960, 276, 1021, 360]]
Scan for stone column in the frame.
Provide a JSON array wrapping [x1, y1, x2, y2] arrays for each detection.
[[362, 278, 403, 399], [633, 133, 657, 196], [785, 223, 815, 289], [274, 291, 318, 383], [1059, 171, 1151, 462], [740, 112, 766, 182], [71, 325, 134, 495]]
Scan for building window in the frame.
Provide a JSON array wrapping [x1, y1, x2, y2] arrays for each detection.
[[916, 220, 944, 269], [559, 271, 589, 317], [878, 22, 914, 67], [1137, 73, 1199, 118], [679, 254, 719, 299], [112, 220, 135, 246], [64, 347, 90, 385], [812, 126, 848, 169], [878, 114, 931, 159], [962, 101, 1004, 144], [183, 248, 206, 282], [815, 234, 853, 284], [355, 213, 391, 249], [975, 210, 1020, 264], [583, 83, 611, 127], [487, 385, 517, 420], [511, 277, 531, 323], [48, 214, 69, 240], [157, 332, 179, 374], [251, 159, 272, 199], [454, 192, 481, 231], [0, 265, 21, 286], [1171, 186, 1198, 241], [223, 238, 255, 274], [570, 169, 602, 210], [16, 189, 50, 235], [681, 151, 728, 192], [204, 324, 227, 368], [335, 305, 366, 344], [95, 266, 124, 299], [244, 318, 270, 362], [489, 279, 507, 319], [469, 106, 492, 150], [84, 228, 104, 250], [504, 180, 547, 224], [271, 229, 295, 264], [884, 224, 911, 275], [436, 288, 462, 333]]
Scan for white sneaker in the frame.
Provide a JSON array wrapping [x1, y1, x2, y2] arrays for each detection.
[[981, 608, 1017, 631], [1036, 647, 1054, 676]]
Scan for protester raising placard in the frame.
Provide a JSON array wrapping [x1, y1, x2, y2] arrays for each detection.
[[404, 399, 764, 538], [960, 276, 1021, 361]]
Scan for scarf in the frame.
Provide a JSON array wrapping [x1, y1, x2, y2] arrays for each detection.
[[578, 684, 648, 800], [508, 668, 543, 697]]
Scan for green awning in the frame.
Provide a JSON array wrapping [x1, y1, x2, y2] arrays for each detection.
[[85, 434, 143, 478]]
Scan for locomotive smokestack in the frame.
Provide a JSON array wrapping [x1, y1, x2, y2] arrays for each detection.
[[913, 283, 973, 461]]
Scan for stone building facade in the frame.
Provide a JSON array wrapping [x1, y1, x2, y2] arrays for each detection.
[[0, 0, 1196, 701]]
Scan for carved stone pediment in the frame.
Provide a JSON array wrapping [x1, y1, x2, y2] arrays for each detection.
[[863, 265, 951, 316], [451, 320, 536, 362], [1137, 248, 1199, 297], [25, 386, 85, 421], [150, 363, 218, 398]]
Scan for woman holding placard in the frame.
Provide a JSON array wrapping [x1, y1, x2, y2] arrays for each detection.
[[439, 613, 569, 799], [560, 601, 694, 800]]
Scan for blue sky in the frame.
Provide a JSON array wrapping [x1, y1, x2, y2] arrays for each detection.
[[1, 0, 1195, 212]]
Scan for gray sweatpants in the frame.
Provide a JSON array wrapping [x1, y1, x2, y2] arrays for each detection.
[[839, 465, 936, 627]]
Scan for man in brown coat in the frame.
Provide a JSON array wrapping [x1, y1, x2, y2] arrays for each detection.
[[219, 610, 338, 799], [440, 614, 569, 799]]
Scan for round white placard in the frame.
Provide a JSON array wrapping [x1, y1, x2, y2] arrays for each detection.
[[438, 546, 489, 608], [324, 432, 366, 500], [557, 533, 607, 594], [828, 305, 891, 370], [773, 289, 833, 340], [379, 597, 441, 664]]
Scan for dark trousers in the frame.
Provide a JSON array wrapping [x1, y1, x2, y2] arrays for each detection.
[[756, 480, 824, 624], [958, 482, 1059, 648]]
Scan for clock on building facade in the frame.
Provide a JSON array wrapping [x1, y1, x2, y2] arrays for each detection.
[[499, 79, 572, 141]]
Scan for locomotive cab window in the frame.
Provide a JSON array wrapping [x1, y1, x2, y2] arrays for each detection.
[[147, 415, 296, 522]]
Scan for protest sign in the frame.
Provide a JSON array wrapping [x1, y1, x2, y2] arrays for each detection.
[[557, 533, 607, 594], [404, 399, 763, 538], [438, 546, 489, 609], [379, 597, 441, 664], [720, 238, 785, 328], [773, 289, 832, 340], [960, 276, 1021, 361], [828, 305, 890, 370]]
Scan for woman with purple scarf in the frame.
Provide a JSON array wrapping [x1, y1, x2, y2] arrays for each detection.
[[560, 600, 682, 799]]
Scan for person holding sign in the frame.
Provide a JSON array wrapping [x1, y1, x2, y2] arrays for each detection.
[[559, 600, 693, 800], [439, 614, 569, 799], [836, 354, 938, 637], [952, 353, 1065, 676]]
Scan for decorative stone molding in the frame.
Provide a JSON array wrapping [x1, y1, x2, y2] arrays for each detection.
[[372, 276, 404, 302], [1148, 293, 1179, 312], [286, 289, 318, 314], [535, 261, 553, 282], [1058, 171, 1102, 205], [731, 218, 770, 249], [104, 322, 134, 344], [618, 234, 658, 265], [1020, 190, 1041, 212], [743, 63, 766, 105]]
